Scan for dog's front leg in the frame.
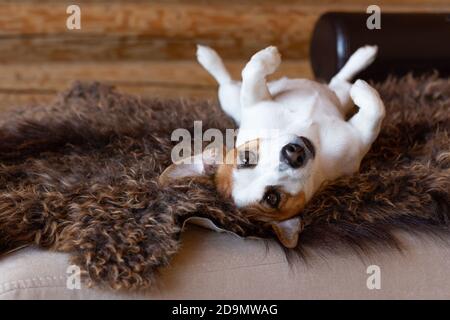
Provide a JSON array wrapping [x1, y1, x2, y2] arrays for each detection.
[[240, 46, 281, 108], [348, 80, 386, 153]]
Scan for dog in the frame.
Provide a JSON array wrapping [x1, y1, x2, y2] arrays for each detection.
[[160, 45, 385, 248]]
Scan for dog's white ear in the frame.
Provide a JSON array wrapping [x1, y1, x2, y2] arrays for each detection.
[[159, 148, 221, 186], [271, 217, 302, 248]]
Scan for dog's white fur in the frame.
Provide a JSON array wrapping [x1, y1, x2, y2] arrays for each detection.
[[161, 44, 385, 247]]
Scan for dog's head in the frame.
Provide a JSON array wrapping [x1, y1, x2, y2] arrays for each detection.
[[160, 132, 318, 248]]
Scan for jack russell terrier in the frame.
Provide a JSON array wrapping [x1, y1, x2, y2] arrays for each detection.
[[160, 45, 385, 248]]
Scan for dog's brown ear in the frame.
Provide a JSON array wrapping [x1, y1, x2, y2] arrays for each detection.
[[159, 148, 221, 186], [271, 217, 302, 248]]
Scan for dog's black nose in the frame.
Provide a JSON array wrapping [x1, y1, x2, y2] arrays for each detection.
[[280, 143, 306, 168]]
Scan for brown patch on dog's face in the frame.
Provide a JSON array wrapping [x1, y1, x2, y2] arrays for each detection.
[[277, 191, 306, 220], [243, 188, 306, 222], [215, 139, 260, 199], [215, 161, 234, 199]]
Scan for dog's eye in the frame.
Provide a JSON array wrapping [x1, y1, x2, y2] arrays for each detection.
[[238, 150, 257, 169], [263, 190, 281, 208]]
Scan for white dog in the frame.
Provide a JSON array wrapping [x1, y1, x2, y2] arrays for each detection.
[[161, 45, 385, 248]]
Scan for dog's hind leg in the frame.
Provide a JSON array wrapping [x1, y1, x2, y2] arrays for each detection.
[[196, 45, 242, 124], [240, 46, 281, 108], [348, 79, 385, 154], [329, 45, 378, 116]]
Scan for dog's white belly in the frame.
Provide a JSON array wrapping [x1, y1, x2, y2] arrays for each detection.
[[237, 78, 344, 145], [269, 78, 341, 108]]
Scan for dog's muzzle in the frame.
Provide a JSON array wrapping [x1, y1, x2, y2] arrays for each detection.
[[279, 137, 315, 169]]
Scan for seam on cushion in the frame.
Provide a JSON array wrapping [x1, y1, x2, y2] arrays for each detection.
[[169, 260, 288, 274], [0, 275, 67, 296]]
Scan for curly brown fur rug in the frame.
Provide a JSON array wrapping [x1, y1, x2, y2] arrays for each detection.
[[0, 74, 449, 289]]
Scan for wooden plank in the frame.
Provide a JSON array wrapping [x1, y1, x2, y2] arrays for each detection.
[[0, 87, 217, 113], [0, 92, 54, 113], [0, 86, 219, 113], [0, 60, 313, 90], [0, 35, 280, 62]]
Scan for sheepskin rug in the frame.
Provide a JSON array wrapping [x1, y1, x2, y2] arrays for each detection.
[[0, 74, 448, 289]]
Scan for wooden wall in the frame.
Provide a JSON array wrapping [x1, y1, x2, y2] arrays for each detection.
[[0, 0, 449, 110]]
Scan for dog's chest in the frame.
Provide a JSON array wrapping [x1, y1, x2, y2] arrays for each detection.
[[239, 79, 343, 133]]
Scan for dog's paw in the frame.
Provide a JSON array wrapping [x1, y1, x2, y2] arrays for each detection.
[[350, 79, 381, 106], [245, 46, 281, 76], [349, 45, 378, 69], [196, 45, 222, 68]]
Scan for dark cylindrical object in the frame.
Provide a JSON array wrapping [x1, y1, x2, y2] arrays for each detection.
[[310, 12, 450, 82]]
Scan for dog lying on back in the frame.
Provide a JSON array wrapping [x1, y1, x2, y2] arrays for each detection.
[[161, 45, 385, 248]]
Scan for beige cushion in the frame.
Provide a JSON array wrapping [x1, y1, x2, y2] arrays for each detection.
[[1, 225, 449, 299]]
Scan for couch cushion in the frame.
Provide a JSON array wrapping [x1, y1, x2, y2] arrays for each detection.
[[1, 225, 450, 299]]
